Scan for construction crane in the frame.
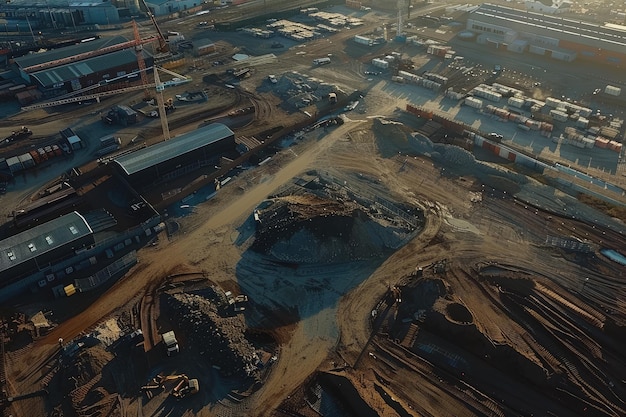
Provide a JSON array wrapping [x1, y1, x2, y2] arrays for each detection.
[[133, 19, 152, 100], [20, 65, 188, 112], [139, 0, 168, 53], [397, 0, 406, 38], [153, 66, 170, 141]]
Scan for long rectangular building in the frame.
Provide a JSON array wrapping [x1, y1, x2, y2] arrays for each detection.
[[113, 123, 236, 186], [467, 3, 626, 65], [0, 211, 94, 287], [13, 36, 153, 96]]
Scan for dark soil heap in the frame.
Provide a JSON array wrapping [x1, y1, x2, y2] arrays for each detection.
[[166, 290, 259, 378]]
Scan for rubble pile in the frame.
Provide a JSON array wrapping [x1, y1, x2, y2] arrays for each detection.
[[270, 71, 347, 108], [166, 290, 260, 378], [253, 175, 422, 263]]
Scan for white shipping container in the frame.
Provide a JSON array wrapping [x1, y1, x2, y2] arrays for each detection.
[[464, 97, 483, 109], [371, 58, 389, 69], [575, 118, 589, 128], [550, 109, 568, 122], [605, 85, 621, 96], [545, 97, 561, 108], [354, 35, 373, 46], [507, 97, 524, 108], [17, 153, 35, 168]]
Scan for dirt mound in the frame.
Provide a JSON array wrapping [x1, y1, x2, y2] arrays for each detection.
[[372, 118, 420, 158], [166, 290, 260, 378], [252, 183, 421, 264]]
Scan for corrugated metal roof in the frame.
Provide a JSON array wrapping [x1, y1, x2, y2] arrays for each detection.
[[471, 4, 626, 53], [14, 36, 129, 69], [0, 211, 93, 274], [30, 50, 147, 87], [114, 123, 234, 176]]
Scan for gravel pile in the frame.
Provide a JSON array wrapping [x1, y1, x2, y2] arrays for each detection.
[[271, 71, 346, 109], [166, 291, 260, 378]]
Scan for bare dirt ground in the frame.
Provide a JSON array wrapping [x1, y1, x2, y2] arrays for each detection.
[[6, 105, 626, 417], [2, 3, 626, 417]]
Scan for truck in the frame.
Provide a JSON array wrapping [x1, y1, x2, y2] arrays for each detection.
[[313, 57, 331, 66], [4, 126, 32, 144], [161, 331, 179, 356]]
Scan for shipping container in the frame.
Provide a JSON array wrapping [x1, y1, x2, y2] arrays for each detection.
[[354, 35, 373, 46], [194, 43, 216, 57], [545, 97, 562, 108], [464, 97, 483, 108], [371, 58, 389, 69], [6, 156, 22, 173], [507, 97, 525, 108], [595, 137, 609, 148], [17, 153, 35, 168], [605, 85, 621, 96], [28, 150, 41, 164], [549, 109, 568, 122]]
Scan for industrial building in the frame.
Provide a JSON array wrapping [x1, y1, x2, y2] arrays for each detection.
[[466, 3, 626, 66], [13, 36, 153, 96], [0, 211, 94, 288], [145, 0, 205, 16], [0, 0, 121, 27], [113, 123, 236, 186]]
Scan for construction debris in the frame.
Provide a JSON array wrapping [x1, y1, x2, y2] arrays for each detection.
[[166, 289, 261, 378]]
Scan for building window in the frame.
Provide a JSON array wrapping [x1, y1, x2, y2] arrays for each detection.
[[28, 243, 36, 252], [69, 226, 79, 235], [46, 236, 54, 245]]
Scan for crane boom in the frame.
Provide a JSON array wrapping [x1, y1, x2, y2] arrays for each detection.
[[139, 0, 168, 53], [22, 36, 158, 73], [153, 67, 170, 141], [20, 83, 157, 111], [133, 20, 152, 100]]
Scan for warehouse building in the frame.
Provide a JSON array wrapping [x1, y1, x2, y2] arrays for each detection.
[[113, 123, 236, 187], [0, 0, 120, 26], [145, 0, 204, 16], [466, 3, 626, 66], [13, 36, 153, 97], [0, 211, 94, 290]]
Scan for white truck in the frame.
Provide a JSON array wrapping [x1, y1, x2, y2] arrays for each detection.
[[162, 331, 179, 356], [313, 57, 331, 66]]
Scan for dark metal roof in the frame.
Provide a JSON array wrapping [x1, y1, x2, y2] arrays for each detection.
[[470, 3, 626, 53], [30, 50, 146, 88], [113, 123, 235, 176], [14, 36, 129, 69], [0, 211, 93, 274]]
